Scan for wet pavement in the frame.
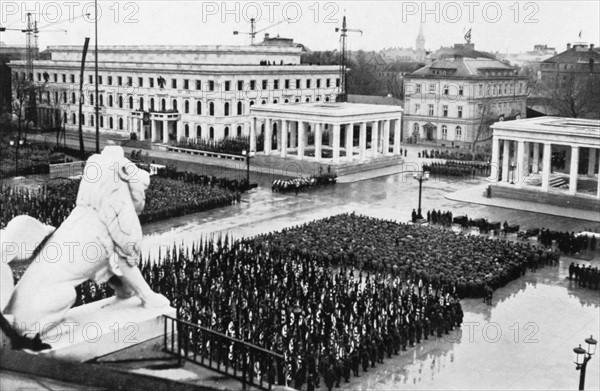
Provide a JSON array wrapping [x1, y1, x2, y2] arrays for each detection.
[[137, 170, 600, 390]]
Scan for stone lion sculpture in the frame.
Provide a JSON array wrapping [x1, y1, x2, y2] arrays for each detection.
[[2, 146, 170, 350]]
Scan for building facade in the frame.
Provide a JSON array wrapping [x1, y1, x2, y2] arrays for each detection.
[[403, 43, 529, 145], [539, 42, 599, 88], [9, 45, 340, 142]]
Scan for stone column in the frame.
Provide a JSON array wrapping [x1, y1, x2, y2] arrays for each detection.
[[502, 140, 510, 183], [176, 121, 183, 142], [276, 120, 282, 152], [597, 156, 600, 199], [250, 116, 257, 153], [345, 123, 353, 161], [382, 120, 391, 156], [565, 146, 572, 172], [281, 120, 288, 158], [151, 120, 157, 142], [315, 123, 323, 161], [393, 119, 401, 155], [523, 142, 530, 176], [569, 146, 579, 195], [359, 122, 367, 162], [516, 140, 525, 188], [298, 121, 306, 159], [491, 136, 500, 182], [265, 118, 272, 155], [290, 121, 297, 149], [332, 124, 341, 162], [162, 120, 169, 144], [542, 143, 552, 191], [588, 148, 597, 176], [371, 120, 379, 158], [532, 143, 540, 174]]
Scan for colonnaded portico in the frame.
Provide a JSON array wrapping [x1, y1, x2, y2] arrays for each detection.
[[490, 117, 600, 201], [248, 103, 403, 163]]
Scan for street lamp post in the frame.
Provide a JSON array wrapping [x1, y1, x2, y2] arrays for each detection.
[[573, 335, 597, 390], [414, 170, 429, 220], [242, 149, 255, 186]]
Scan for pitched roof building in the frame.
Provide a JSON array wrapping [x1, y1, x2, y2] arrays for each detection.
[[403, 43, 529, 145]]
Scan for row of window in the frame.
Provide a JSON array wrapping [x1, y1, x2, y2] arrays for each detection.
[[182, 125, 243, 140], [38, 90, 333, 113], [412, 81, 525, 97], [23, 71, 340, 92], [414, 103, 464, 118], [413, 123, 463, 140]]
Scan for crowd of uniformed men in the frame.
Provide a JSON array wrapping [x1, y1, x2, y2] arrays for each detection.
[[58, 213, 562, 389]]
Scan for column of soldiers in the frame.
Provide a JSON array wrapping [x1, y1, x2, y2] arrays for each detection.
[[426, 209, 454, 227], [539, 229, 597, 255], [136, 236, 463, 390], [422, 161, 490, 178], [568, 263, 600, 290]]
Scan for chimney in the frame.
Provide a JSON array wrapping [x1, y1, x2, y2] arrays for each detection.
[[567, 43, 571, 50], [590, 44, 595, 51], [264, 33, 270, 40]]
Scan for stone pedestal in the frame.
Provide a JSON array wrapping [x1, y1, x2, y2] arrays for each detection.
[[38, 296, 174, 362]]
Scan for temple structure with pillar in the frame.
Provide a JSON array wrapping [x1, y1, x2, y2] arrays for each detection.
[[248, 102, 403, 174], [488, 117, 600, 211]]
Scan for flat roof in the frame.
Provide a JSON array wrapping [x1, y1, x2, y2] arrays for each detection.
[[251, 102, 403, 118], [492, 116, 600, 141]]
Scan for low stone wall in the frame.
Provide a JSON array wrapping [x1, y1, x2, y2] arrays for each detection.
[[490, 184, 600, 213]]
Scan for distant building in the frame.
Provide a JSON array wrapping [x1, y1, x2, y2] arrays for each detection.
[[403, 43, 529, 146], [498, 44, 557, 72], [0, 42, 40, 115], [9, 44, 340, 142], [539, 42, 600, 88]]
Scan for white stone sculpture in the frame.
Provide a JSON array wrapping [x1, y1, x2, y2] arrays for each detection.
[[3, 146, 170, 348]]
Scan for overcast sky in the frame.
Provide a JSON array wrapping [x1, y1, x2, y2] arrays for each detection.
[[1, 1, 598, 54]]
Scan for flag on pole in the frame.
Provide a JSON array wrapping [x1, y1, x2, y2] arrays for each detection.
[[465, 28, 472, 43], [579, 30, 582, 38]]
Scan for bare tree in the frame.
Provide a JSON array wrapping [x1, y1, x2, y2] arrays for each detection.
[[471, 98, 498, 155], [541, 74, 600, 119], [386, 75, 404, 99]]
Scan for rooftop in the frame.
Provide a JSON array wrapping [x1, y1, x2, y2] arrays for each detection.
[[251, 102, 403, 121], [492, 116, 600, 139]]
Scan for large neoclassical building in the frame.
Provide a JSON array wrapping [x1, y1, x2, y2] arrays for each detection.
[[10, 42, 340, 142]]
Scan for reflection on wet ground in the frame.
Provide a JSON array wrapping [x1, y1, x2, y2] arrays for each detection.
[[139, 172, 599, 390]]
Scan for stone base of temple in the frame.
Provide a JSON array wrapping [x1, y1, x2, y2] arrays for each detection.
[[253, 153, 404, 178], [489, 183, 600, 213]]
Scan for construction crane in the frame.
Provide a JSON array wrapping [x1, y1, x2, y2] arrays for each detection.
[[335, 16, 363, 102], [1, 12, 88, 123], [233, 18, 290, 45]]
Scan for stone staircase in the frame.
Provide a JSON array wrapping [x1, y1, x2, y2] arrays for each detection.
[[251, 154, 404, 178]]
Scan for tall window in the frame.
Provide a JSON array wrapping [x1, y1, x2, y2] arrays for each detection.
[[262, 80, 268, 90], [224, 127, 229, 138], [172, 99, 178, 111], [109, 117, 114, 129], [119, 118, 124, 130], [184, 100, 190, 113], [209, 127, 214, 139], [414, 104, 420, 114], [443, 85, 449, 95], [209, 102, 215, 116], [416, 84, 422, 93], [99, 94, 104, 106], [443, 105, 448, 117], [196, 125, 202, 139], [139, 97, 144, 110], [224, 102, 230, 116], [459, 86, 464, 96], [197, 101, 202, 115], [118, 95, 123, 108], [209, 81, 214, 91], [161, 99, 166, 111], [455, 126, 462, 140], [129, 96, 134, 109], [413, 123, 419, 134], [150, 98, 155, 111], [237, 80, 243, 91], [237, 126, 242, 137], [428, 104, 434, 116], [441, 125, 448, 139], [184, 124, 189, 138], [237, 101, 242, 115], [183, 79, 189, 90], [196, 80, 202, 90], [224, 81, 230, 91], [457, 106, 463, 118], [89, 93, 94, 106]]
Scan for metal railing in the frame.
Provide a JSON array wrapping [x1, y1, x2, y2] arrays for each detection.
[[163, 316, 287, 391]]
